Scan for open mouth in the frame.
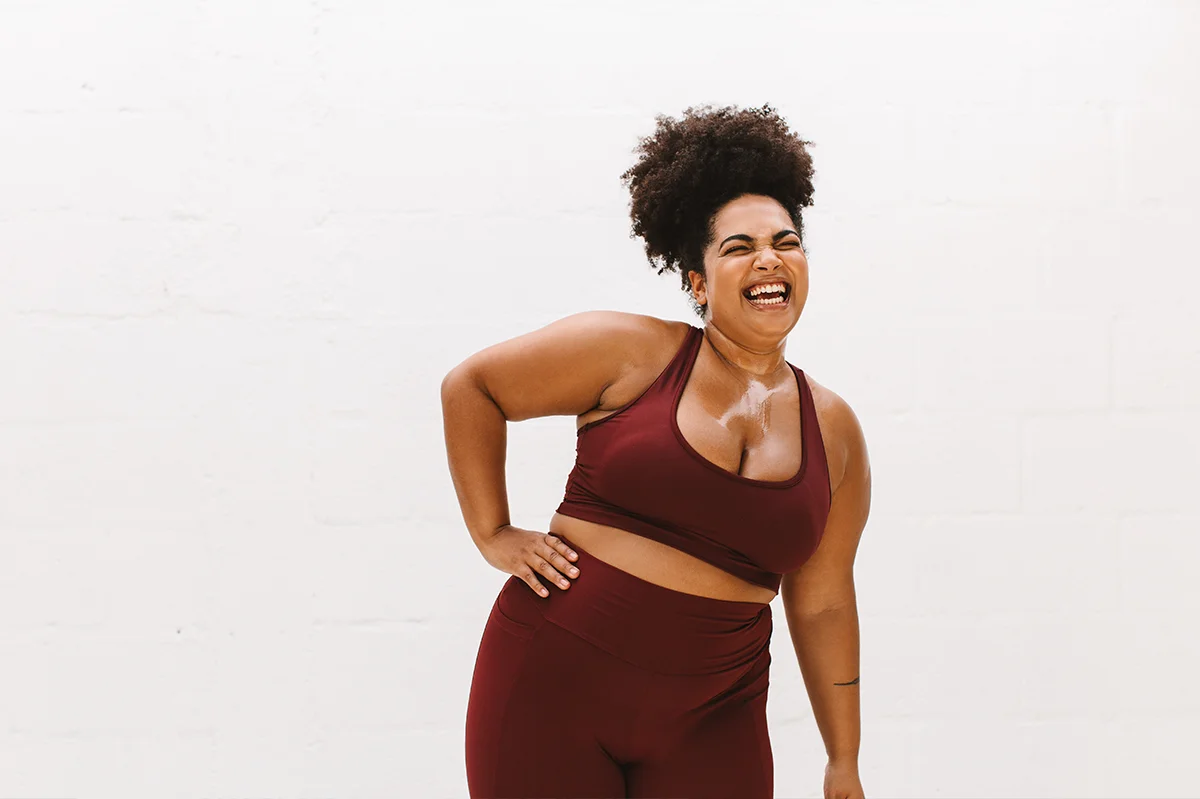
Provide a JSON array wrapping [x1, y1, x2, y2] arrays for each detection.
[[742, 282, 791, 309]]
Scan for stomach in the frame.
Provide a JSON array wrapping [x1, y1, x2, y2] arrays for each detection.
[[546, 512, 778, 605]]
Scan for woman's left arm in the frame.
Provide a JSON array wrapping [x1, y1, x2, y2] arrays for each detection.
[[780, 393, 871, 799]]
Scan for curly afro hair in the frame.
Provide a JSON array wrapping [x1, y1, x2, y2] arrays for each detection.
[[619, 102, 816, 318]]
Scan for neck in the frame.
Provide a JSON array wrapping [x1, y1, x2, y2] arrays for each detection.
[[701, 322, 790, 381]]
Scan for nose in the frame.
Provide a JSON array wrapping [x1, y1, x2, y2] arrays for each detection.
[[753, 249, 784, 270]]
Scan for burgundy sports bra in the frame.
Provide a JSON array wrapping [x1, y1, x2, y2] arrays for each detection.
[[555, 324, 832, 593]]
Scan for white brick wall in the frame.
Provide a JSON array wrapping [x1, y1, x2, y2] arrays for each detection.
[[1, 1, 1197, 797]]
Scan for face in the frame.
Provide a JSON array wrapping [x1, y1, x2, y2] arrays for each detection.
[[687, 193, 809, 345]]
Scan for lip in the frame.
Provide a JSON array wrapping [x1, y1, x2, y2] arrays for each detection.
[[742, 278, 792, 294], [742, 278, 792, 312], [742, 287, 792, 312]]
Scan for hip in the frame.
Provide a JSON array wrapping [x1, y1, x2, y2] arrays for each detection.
[[494, 531, 772, 677]]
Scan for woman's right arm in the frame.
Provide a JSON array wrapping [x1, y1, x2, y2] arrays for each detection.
[[439, 310, 660, 594]]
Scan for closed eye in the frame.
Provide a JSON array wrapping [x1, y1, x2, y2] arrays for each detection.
[[725, 241, 799, 254]]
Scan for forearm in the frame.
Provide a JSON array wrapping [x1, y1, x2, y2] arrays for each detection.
[[784, 602, 862, 764], [440, 367, 511, 550]]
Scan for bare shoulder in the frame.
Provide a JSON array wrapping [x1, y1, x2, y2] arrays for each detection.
[[446, 309, 684, 425], [560, 310, 685, 369], [577, 313, 691, 424], [803, 373, 870, 496]]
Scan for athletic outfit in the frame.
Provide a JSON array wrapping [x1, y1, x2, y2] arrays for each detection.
[[465, 324, 832, 798]]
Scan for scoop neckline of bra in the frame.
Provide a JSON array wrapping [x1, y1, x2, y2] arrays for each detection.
[[669, 325, 808, 489]]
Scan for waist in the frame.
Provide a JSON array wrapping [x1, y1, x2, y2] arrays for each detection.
[[548, 512, 778, 605], [526, 534, 773, 676]]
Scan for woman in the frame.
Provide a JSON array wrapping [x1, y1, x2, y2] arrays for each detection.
[[441, 103, 871, 799]]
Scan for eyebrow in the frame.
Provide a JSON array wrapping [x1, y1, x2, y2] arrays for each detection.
[[719, 229, 800, 249]]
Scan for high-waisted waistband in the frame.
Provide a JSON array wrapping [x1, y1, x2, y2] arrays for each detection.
[[501, 533, 772, 677]]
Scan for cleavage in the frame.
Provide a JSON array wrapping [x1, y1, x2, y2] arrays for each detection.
[[675, 359, 803, 482]]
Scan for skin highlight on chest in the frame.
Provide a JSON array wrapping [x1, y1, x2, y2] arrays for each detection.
[[715, 375, 786, 435], [679, 356, 802, 481]]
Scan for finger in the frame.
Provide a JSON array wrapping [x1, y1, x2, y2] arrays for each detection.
[[533, 556, 572, 591], [518, 565, 549, 597], [538, 540, 580, 579], [544, 534, 579, 562]]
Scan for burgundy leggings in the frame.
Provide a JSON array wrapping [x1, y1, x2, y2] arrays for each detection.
[[465, 534, 774, 798]]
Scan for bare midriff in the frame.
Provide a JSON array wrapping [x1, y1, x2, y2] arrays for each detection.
[[547, 512, 777, 605]]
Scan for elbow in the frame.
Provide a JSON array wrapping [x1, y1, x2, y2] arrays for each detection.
[[440, 366, 472, 415], [441, 364, 505, 419], [440, 365, 463, 397], [441, 362, 476, 398], [780, 574, 857, 617]]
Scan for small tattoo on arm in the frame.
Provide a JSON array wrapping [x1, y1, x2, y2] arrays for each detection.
[[834, 677, 859, 686]]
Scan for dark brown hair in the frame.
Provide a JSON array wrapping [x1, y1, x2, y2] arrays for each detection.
[[619, 103, 816, 318]]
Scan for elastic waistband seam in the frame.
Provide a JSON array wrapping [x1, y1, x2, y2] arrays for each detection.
[[540, 615, 772, 678], [541, 616, 667, 675]]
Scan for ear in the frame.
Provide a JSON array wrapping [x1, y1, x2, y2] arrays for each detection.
[[687, 269, 707, 307]]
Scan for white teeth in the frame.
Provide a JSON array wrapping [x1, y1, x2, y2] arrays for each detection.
[[748, 283, 787, 296]]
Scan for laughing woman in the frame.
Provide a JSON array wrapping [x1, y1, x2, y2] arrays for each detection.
[[441, 102, 871, 799]]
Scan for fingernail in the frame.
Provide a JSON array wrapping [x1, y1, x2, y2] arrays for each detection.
[[568, 551, 577, 559], [569, 568, 578, 576]]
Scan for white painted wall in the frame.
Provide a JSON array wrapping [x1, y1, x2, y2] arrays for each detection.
[[1, 0, 1197, 796]]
